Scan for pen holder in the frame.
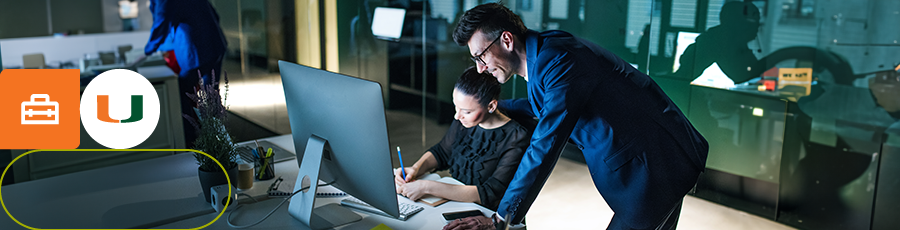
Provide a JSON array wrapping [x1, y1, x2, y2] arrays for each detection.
[[256, 154, 275, 180]]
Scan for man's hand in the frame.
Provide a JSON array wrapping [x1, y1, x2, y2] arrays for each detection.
[[443, 216, 494, 230]]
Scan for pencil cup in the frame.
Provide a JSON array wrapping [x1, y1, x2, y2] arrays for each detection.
[[256, 155, 275, 180]]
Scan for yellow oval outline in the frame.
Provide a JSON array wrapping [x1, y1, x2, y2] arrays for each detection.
[[0, 149, 233, 230]]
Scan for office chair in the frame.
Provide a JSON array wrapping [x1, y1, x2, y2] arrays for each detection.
[[117, 45, 133, 63], [99, 51, 117, 65], [22, 53, 46, 69]]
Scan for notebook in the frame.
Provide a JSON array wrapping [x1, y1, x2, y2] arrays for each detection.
[[414, 174, 464, 207]]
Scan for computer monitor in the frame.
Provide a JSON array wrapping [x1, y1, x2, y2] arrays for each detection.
[[371, 7, 406, 41], [278, 61, 399, 228]]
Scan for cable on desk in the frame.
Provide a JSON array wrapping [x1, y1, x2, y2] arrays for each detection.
[[226, 180, 336, 228], [237, 193, 259, 203]]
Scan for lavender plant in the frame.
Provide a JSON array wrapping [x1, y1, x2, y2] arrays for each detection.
[[184, 70, 237, 172]]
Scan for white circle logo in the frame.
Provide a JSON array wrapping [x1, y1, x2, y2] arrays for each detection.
[[81, 69, 160, 149]]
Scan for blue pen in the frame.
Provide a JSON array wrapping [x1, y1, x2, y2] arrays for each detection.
[[397, 146, 406, 180]]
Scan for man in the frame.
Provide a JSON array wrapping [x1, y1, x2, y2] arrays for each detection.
[[445, 3, 708, 230], [144, 0, 227, 148]]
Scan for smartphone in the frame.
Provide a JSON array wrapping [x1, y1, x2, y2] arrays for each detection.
[[442, 210, 484, 221]]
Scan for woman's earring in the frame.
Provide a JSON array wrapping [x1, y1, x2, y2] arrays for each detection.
[[489, 110, 494, 114]]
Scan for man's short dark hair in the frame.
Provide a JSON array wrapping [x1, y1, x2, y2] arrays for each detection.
[[455, 66, 501, 108], [453, 3, 528, 46]]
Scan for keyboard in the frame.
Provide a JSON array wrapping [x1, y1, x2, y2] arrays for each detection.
[[340, 197, 424, 221]]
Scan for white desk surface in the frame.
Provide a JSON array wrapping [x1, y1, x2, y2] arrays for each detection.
[[0, 151, 214, 229], [154, 134, 494, 230], [153, 192, 493, 230], [0, 134, 492, 229]]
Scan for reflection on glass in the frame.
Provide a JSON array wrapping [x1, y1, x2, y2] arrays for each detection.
[[675, 1, 762, 83], [372, 7, 407, 40], [678, 0, 899, 228], [313, 1, 898, 229], [689, 86, 786, 183]]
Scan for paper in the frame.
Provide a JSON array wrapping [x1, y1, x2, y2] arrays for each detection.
[[691, 63, 736, 89], [414, 174, 463, 206]]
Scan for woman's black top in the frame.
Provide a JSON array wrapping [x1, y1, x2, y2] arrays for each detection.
[[427, 119, 530, 210]]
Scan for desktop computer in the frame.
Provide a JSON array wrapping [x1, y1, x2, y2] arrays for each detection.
[[278, 61, 403, 229]]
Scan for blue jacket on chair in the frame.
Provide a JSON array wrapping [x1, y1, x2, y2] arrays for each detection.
[[497, 30, 709, 229]]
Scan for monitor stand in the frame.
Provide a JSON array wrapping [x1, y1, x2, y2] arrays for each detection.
[[288, 135, 361, 229]]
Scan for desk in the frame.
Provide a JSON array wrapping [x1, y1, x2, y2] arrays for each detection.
[[0, 135, 490, 229], [154, 192, 491, 230], [0, 31, 151, 68], [0, 152, 215, 229], [154, 134, 493, 230], [688, 85, 790, 183], [688, 84, 895, 229]]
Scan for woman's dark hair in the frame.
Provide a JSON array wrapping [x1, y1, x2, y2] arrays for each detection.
[[454, 67, 501, 108], [453, 3, 527, 46]]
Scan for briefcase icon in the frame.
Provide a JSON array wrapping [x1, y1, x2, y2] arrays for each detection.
[[21, 94, 59, 125]]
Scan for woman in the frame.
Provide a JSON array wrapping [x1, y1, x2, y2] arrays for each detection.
[[395, 67, 530, 210]]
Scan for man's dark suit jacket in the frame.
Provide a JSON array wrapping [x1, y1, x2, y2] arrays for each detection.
[[497, 30, 709, 229]]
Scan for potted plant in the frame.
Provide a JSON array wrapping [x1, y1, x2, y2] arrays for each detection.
[[185, 70, 238, 203]]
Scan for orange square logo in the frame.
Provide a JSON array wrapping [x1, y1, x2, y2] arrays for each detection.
[[0, 69, 80, 149]]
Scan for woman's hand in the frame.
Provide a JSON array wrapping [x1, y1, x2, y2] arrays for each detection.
[[397, 180, 433, 201], [393, 167, 419, 185], [443, 216, 494, 230]]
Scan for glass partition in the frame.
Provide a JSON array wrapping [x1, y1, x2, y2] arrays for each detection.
[[362, 0, 661, 142], [276, 0, 660, 156], [652, 0, 899, 229], [217, 1, 898, 229], [208, 0, 297, 135]]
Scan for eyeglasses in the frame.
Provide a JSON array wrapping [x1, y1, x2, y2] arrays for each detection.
[[470, 35, 502, 66]]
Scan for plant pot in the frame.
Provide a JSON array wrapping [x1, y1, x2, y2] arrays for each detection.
[[198, 166, 238, 203]]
